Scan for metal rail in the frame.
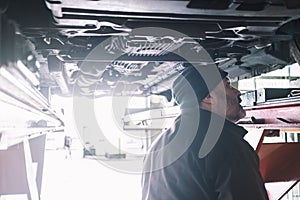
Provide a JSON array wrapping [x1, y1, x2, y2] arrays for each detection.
[[238, 96, 300, 129]]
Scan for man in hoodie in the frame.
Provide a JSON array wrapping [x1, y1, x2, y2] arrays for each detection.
[[142, 65, 268, 200]]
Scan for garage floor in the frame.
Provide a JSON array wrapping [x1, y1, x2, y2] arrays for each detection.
[[41, 149, 142, 200]]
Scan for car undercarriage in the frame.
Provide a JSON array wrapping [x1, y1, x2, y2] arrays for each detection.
[[2, 0, 300, 99]]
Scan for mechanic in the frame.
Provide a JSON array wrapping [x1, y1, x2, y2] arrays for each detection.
[[141, 65, 269, 199]]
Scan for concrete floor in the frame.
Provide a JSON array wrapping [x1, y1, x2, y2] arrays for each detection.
[[41, 149, 143, 200]]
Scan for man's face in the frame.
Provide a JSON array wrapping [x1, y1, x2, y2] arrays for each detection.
[[210, 77, 246, 122]]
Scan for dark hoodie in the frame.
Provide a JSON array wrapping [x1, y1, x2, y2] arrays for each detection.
[[142, 109, 269, 200]]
